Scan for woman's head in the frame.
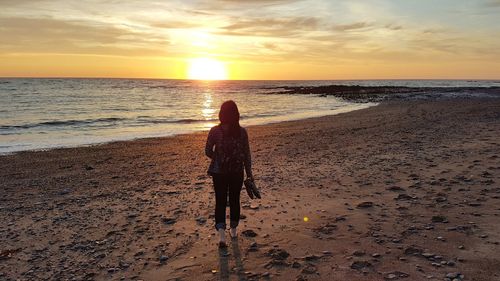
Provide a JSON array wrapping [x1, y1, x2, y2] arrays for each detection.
[[219, 100, 241, 136]]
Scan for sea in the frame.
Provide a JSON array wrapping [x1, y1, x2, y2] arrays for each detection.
[[1, 79, 499, 154]]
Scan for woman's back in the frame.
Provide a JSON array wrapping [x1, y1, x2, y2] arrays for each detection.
[[205, 124, 250, 175]]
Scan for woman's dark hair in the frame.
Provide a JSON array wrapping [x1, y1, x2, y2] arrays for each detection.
[[219, 100, 241, 138]]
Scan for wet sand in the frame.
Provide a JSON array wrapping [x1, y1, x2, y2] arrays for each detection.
[[1, 98, 499, 281]]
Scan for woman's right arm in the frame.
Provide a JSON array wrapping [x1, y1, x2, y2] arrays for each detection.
[[205, 127, 215, 159]]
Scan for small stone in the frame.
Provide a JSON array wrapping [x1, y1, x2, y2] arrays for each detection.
[[159, 255, 168, 263], [267, 248, 289, 260], [195, 217, 207, 225], [127, 213, 138, 219], [435, 196, 447, 202], [292, 261, 302, 268], [303, 254, 321, 261], [422, 252, 434, 259], [296, 275, 307, 281], [161, 217, 176, 225], [242, 229, 258, 237], [395, 194, 413, 201], [357, 202, 373, 208], [353, 250, 366, 256], [387, 186, 405, 191], [248, 242, 258, 252], [301, 265, 317, 274], [59, 188, 71, 195], [350, 260, 371, 270], [404, 246, 423, 256], [387, 273, 397, 279], [431, 215, 448, 223], [386, 271, 410, 279]]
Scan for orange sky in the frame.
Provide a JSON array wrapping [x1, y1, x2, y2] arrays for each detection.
[[1, 0, 500, 79]]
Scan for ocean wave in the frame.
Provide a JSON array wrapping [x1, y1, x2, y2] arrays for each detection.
[[0, 117, 127, 130], [0, 117, 220, 131], [138, 118, 217, 124]]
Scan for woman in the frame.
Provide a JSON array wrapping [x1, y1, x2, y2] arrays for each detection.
[[205, 100, 253, 248]]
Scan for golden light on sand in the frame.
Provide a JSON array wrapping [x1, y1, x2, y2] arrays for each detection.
[[187, 58, 228, 80]]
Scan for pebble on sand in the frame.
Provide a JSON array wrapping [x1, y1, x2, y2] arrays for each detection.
[[431, 215, 448, 223], [356, 202, 374, 208], [350, 260, 372, 270], [242, 229, 258, 237]]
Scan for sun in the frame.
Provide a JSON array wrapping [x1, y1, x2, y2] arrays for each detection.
[[187, 58, 228, 80]]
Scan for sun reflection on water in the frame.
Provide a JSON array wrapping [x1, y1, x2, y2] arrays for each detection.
[[201, 91, 217, 130]]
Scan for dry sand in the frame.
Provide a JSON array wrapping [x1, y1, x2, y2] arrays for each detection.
[[1, 98, 499, 281]]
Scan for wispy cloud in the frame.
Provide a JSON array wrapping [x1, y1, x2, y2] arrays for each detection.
[[0, 17, 169, 56], [333, 22, 372, 31], [216, 17, 320, 37]]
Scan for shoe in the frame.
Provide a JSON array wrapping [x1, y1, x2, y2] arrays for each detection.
[[218, 241, 227, 248], [229, 228, 238, 239]]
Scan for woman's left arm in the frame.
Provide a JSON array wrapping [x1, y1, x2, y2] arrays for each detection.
[[243, 129, 253, 179]]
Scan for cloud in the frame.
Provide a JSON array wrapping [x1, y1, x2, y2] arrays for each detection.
[[216, 17, 320, 37], [215, 0, 300, 2], [384, 24, 403, 31], [148, 21, 201, 29], [484, 0, 500, 7], [0, 16, 170, 56], [0, 0, 48, 5], [332, 22, 372, 31]]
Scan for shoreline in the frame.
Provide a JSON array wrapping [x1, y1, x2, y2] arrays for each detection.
[[1, 97, 499, 280], [0, 102, 376, 156]]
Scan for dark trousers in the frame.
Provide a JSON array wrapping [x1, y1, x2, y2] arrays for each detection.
[[212, 172, 244, 230]]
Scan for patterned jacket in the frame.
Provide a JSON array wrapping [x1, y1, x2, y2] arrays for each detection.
[[205, 125, 252, 176]]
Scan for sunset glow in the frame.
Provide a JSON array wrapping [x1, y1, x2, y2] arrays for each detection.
[[0, 0, 499, 79], [187, 58, 228, 80]]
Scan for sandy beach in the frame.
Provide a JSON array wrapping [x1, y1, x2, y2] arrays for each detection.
[[1, 98, 499, 281]]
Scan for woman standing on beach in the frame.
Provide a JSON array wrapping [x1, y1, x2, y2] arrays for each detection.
[[205, 100, 253, 248]]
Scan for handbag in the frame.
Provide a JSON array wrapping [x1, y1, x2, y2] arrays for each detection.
[[244, 178, 261, 199]]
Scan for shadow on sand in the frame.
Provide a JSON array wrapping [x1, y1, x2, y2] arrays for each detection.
[[218, 239, 247, 280]]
